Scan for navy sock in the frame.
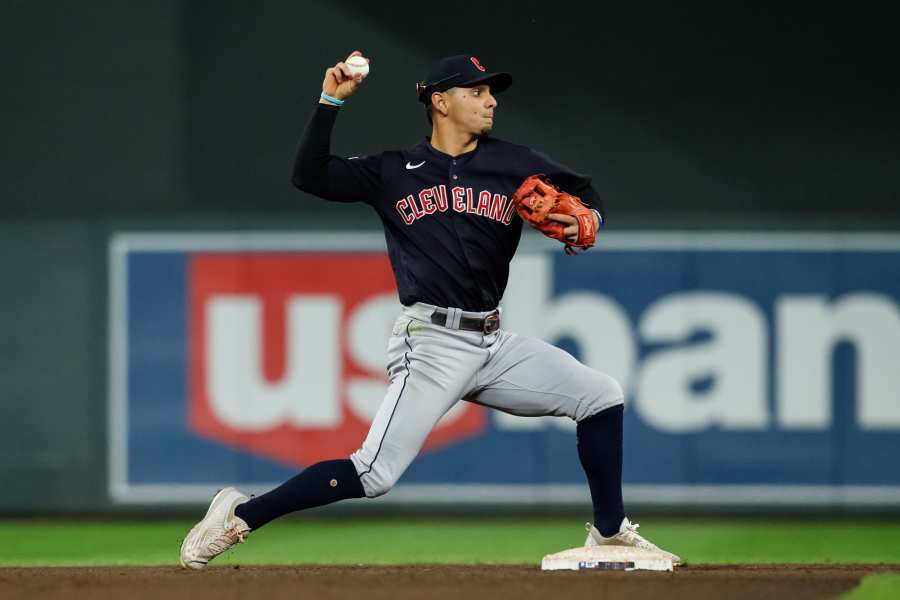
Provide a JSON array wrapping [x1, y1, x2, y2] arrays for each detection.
[[576, 404, 626, 538], [234, 459, 365, 530]]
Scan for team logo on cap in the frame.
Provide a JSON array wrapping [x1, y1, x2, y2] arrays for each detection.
[[470, 56, 486, 72]]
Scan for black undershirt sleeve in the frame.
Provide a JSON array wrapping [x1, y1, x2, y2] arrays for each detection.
[[291, 103, 383, 204]]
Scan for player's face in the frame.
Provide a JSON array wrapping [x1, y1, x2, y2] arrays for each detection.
[[447, 84, 497, 136]]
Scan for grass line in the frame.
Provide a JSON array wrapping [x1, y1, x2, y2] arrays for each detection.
[[1, 519, 899, 567]]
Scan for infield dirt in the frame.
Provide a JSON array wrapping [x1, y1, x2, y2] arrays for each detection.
[[2, 565, 898, 600]]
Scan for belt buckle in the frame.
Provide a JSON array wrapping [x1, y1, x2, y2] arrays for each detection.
[[483, 312, 500, 334]]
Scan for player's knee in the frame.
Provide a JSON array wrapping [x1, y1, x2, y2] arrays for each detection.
[[578, 373, 625, 421], [351, 450, 404, 498], [602, 374, 625, 406], [364, 480, 394, 499], [359, 468, 399, 499]]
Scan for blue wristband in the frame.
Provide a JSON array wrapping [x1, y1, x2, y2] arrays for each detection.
[[320, 91, 345, 106]]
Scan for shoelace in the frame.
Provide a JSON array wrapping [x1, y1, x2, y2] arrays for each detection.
[[619, 522, 660, 551], [230, 524, 249, 544], [202, 523, 249, 556]]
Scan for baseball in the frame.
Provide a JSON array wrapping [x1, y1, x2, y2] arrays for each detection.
[[346, 55, 370, 78]]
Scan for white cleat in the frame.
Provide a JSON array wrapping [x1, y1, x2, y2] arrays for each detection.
[[585, 517, 682, 565], [180, 487, 251, 570]]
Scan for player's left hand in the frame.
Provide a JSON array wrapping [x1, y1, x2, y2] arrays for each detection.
[[546, 212, 600, 245], [513, 174, 598, 253]]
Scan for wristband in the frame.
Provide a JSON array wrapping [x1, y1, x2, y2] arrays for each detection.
[[320, 91, 345, 106]]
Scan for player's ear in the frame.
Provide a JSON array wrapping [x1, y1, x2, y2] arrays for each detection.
[[431, 91, 450, 117]]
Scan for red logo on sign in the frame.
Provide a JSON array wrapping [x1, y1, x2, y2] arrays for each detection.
[[470, 56, 486, 72], [188, 253, 486, 468]]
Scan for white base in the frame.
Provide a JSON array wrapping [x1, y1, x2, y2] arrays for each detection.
[[541, 545, 675, 572]]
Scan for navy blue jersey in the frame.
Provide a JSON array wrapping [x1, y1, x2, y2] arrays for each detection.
[[293, 103, 605, 312]]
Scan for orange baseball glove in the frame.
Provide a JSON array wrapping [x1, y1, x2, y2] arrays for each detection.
[[512, 174, 597, 250]]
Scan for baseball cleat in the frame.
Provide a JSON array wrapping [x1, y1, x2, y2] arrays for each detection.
[[180, 487, 251, 570], [585, 518, 682, 565]]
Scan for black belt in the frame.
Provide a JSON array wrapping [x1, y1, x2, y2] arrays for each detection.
[[430, 308, 501, 334]]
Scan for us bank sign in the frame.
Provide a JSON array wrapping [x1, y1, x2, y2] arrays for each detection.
[[108, 232, 900, 506]]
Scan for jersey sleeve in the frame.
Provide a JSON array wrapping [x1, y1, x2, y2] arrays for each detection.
[[291, 103, 383, 204], [529, 149, 606, 225]]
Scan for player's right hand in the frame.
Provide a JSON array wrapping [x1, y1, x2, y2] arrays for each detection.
[[321, 51, 369, 102]]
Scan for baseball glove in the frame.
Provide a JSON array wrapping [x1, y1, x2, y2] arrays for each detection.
[[512, 174, 597, 251]]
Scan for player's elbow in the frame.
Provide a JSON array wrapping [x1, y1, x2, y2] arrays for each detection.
[[291, 169, 322, 195], [291, 171, 309, 192]]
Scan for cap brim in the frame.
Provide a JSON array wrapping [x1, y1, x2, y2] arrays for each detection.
[[458, 72, 512, 94]]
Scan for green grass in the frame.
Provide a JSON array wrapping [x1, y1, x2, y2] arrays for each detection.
[[842, 574, 900, 600], [1, 519, 899, 567]]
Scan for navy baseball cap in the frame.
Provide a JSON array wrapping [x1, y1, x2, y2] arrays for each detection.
[[416, 55, 512, 105]]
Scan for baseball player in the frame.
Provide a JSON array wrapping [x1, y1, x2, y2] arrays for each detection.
[[181, 51, 679, 569]]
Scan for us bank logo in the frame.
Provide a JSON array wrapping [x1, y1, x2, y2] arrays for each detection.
[[108, 232, 900, 505], [188, 253, 484, 467]]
